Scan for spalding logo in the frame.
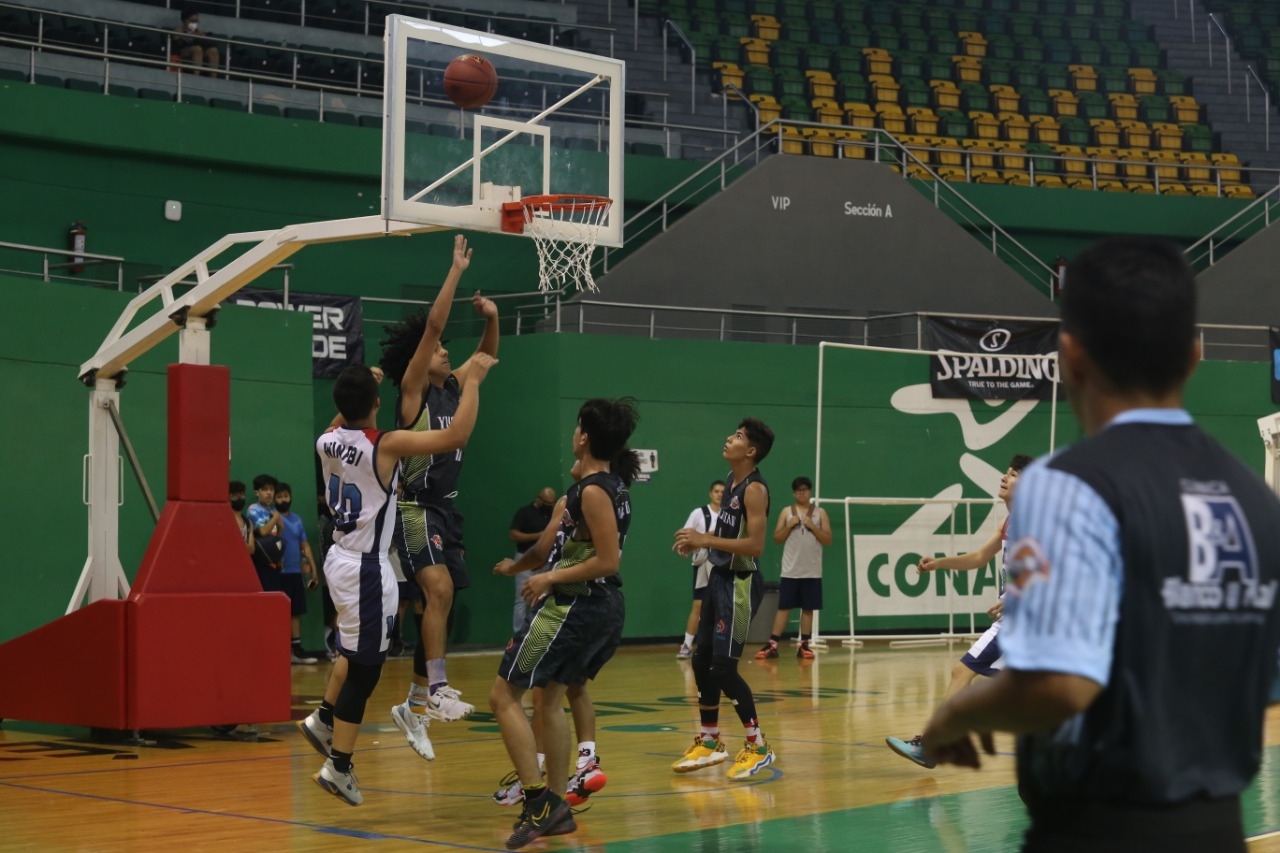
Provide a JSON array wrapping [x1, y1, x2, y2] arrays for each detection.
[[979, 328, 1012, 352]]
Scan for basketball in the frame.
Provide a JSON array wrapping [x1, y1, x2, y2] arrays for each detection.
[[443, 54, 498, 109]]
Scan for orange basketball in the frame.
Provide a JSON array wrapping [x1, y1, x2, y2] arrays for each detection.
[[443, 54, 498, 109]]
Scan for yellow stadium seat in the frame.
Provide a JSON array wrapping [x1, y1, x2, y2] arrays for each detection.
[[863, 47, 893, 75], [740, 38, 771, 67], [1069, 64, 1098, 92], [1055, 144, 1089, 175], [1099, 180, 1129, 192], [1126, 180, 1157, 193], [1049, 89, 1080, 118], [1151, 151, 1181, 182], [999, 144, 1027, 171], [1119, 120, 1151, 149], [953, 55, 984, 83], [1211, 153, 1242, 183], [1120, 153, 1150, 180], [908, 106, 940, 135], [931, 80, 962, 109], [959, 31, 989, 58], [1088, 146, 1120, 177], [1004, 171, 1032, 186], [1065, 177, 1095, 189], [845, 102, 877, 129], [832, 129, 869, 159], [1224, 184, 1256, 199], [749, 94, 782, 123], [1179, 152, 1212, 184], [934, 137, 964, 167], [779, 124, 806, 155], [876, 103, 908, 133], [713, 62, 745, 92], [1031, 115, 1061, 144], [1128, 67, 1158, 95], [802, 127, 838, 157], [1153, 123, 1183, 150], [1160, 182, 1192, 195], [1034, 175, 1069, 189], [1090, 119, 1121, 146], [1189, 183, 1220, 196], [962, 137, 999, 168], [973, 169, 1005, 183], [751, 14, 780, 41], [812, 98, 844, 124], [969, 111, 1001, 139], [1108, 94, 1139, 121], [806, 70, 837, 99], [870, 74, 901, 104], [1169, 96, 1201, 123], [990, 85, 1021, 113], [939, 167, 968, 182]]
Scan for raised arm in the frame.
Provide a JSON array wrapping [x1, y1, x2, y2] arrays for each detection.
[[398, 235, 472, 425], [527, 486, 620, 597], [919, 524, 1004, 573], [379, 353, 495, 480], [452, 291, 500, 386]]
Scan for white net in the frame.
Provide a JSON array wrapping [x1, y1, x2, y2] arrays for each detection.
[[520, 195, 613, 293]]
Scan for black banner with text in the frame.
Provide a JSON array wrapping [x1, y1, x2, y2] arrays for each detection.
[[925, 317, 1060, 400], [234, 289, 363, 378]]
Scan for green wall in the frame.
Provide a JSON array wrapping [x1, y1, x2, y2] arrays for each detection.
[[0, 275, 317, 645]]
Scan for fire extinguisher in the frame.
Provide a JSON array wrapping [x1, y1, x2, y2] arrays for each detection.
[[1053, 255, 1067, 298], [68, 221, 87, 275]]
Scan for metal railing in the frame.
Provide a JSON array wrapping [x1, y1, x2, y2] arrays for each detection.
[[1246, 65, 1272, 151], [1184, 184, 1280, 268], [661, 19, 696, 113], [0, 240, 126, 289], [1207, 12, 1233, 92]]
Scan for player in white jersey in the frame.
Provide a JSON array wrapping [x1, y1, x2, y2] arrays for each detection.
[[297, 356, 496, 806], [885, 453, 1033, 769]]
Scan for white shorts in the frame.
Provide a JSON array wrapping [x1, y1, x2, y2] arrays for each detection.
[[323, 545, 397, 665], [959, 620, 1004, 677]]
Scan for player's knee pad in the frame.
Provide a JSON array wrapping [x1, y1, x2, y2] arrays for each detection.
[[334, 660, 383, 724]]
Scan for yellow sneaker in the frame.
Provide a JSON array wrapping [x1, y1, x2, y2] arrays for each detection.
[[727, 739, 775, 780], [671, 735, 729, 773]]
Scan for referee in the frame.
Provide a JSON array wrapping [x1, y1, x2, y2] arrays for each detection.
[[922, 236, 1280, 852]]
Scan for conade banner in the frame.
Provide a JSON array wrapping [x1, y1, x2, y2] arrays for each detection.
[[925, 316, 1060, 400]]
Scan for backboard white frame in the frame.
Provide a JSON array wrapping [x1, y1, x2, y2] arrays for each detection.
[[381, 15, 625, 248]]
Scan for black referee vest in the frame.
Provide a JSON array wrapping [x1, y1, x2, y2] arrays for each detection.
[[1018, 421, 1280, 806]]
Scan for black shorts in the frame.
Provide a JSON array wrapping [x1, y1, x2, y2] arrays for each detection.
[[397, 579, 425, 603], [691, 565, 708, 601], [695, 568, 762, 659], [278, 572, 308, 616], [778, 577, 823, 611], [256, 565, 280, 593], [394, 502, 469, 591], [498, 585, 624, 689]]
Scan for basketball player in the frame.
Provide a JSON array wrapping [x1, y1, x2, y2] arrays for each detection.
[[296, 357, 495, 806], [672, 418, 777, 780], [676, 480, 724, 659], [757, 475, 831, 660], [885, 453, 1032, 768], [489, 398, 639, 850], [379, 234, 499, 761], [491, 487, 605, 810], [923, 237, 1280, 852]]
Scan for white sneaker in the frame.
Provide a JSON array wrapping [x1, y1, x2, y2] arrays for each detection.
[[676, 643, 692, 659], [391, 702, 436, 761], [291, 650, 319, 665], [297, 710, 333, 758], [315, 759, 363, 805], [424, 685, 475, 722]]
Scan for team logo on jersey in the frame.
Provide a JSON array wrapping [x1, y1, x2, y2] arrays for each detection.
[[505, 638, 514, 652], [1004, 536, 1050, 596], [1166, 485, 1276, 613], [431, 534, 443, 550], [716, 618, 727, 636], [729, 496, 740, 510]]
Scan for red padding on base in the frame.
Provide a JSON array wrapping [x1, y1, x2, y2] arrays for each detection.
[[167, 364, 230, 502], [131, 502, 261, 595], [0, 601, 128, 729], [127, 593, 291, 729]]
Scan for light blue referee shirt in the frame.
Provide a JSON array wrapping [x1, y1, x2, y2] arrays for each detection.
[[1000, 408, 1196, 685]]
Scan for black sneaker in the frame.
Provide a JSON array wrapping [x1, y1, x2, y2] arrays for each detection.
[[506, 789, 572, 850]]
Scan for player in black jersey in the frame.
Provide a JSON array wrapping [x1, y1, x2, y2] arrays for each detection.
[[378, 235, 500, 760], [489, 398, 639, 850], [674, 418, 777, 780]]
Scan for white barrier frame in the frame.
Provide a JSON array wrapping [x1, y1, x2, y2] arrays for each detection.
[[813, 342, 1060, 645]]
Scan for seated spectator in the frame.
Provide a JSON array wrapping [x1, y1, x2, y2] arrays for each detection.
[[174, 10, 220, 76]]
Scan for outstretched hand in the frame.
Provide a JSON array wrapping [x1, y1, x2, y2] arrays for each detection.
[[493, 558, 518, 577], [465, 352, 498, 384], [471, 290, 498, 320], [451, 234, 473, 272]]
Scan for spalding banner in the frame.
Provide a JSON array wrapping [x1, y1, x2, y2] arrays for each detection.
[[925, 316, 1060, 400], [234, 288, 364, 378]]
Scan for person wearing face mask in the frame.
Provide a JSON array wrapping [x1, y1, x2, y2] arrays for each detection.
[[230, 480, 253, 554], [275, 482, 319, 665], [173, 10, 220, 76]]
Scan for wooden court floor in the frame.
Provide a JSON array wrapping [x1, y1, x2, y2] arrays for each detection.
[[4, 642, 1280, 852]]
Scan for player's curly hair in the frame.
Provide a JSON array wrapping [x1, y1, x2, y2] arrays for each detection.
[[378, 311, 429, 387]]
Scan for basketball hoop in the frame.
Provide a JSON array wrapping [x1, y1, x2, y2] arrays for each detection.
[[501, 194, 613, 293]]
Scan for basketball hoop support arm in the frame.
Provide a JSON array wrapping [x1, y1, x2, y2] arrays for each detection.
[[72, 215, 443, 612], [406, 74, 606, 205]]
